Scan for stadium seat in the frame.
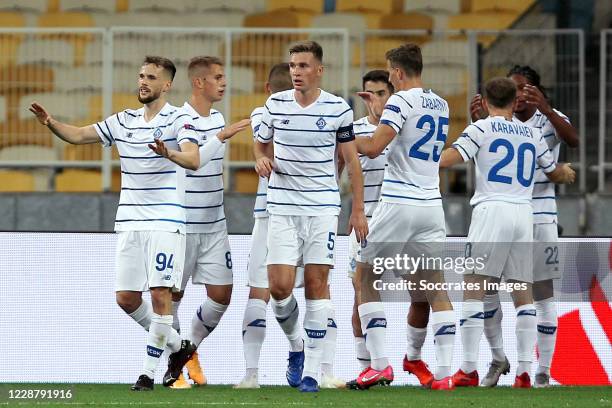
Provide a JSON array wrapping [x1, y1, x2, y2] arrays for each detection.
[[0, 170, 35, 192], [109, 65, 137, 94], [0, 36, 22, 69], [53, 65, 102, 93], [353, 37, 408, 68], [63, 144, 103, 161], [174, 12, 245, 27], [19, 92, 89, 122], [0, 144, 58, 161], [445, 92, 468, 120], [421, 39, 469, 67], [37, 11, 95, 29], [266, 0, 323, 14], [230, 93, 268, 123], [88, 93, 141, 119], [421, 65, 467, 96], [233, 168, 259, 193], [228, 128, 255, 162], [171, 35, 225, 65], [336, 0, 402, 14], [59, 0, 116, 13], [17, 39, 75, 67], [308, 35, 348, 68], [129, 0, 190, 13], [0, 117, 56, 149], [321, 66, 362, 94], [312, 13, 368, 39], [0, 11, 26, 27], [403, 0, 461, 14], [0, 0, 48, 13], [55, 169, 102, 192], [192, 0, 266, 14], [0, 95, 5, 124], [0, 64, 54, 94], [92, 12, 163, 28], [377, 12, 434, 31], [446, 12, 520, 46], [230, 66, 256, 95], [244, 9, 313, 28], [470, 0, 534, 14]]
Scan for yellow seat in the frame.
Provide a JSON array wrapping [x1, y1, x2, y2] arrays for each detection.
[[231, 93, 268, 123], [229, 128, 255, 162], [445, 93, 468, 121], [336, 0, 402, 14], [38, 12, 96, 65], [88, 93, 141, 121], [55, 169, 102, 192], [0, 64, 54, 95], [0, 170, 35, 192], [352, 37, 413, 67], [266, 0, 323, 14], [233, 168, 259, 193], [446, 12, 519, 47], [63, 144, 103, 161], [378, 12, 433, 31], [470, 0, 534, 14], [244, 10, 313, 28], [0, 118, 55, 149]]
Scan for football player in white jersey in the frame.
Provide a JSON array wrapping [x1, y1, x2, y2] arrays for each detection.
[[148, 57, 250, 388], [29, 56, 201, 391], [342, 70, 394, 388], [439, 77, 575, 389], [355, 43, 456, 390], [469, 66, 578, 388], [235, 62, 294, 389], [254, 41, 368, 393]]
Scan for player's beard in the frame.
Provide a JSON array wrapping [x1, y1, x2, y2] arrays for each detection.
[[138, 89, 161, 104]]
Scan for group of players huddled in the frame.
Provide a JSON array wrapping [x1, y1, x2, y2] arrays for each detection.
[[29, 39, 578, 392]]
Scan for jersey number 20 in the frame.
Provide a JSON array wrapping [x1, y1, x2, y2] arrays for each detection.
[[487, 139, 536, 187], [409, 115, 448, 162]]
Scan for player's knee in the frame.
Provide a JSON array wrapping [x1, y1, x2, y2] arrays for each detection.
[[172, 291, 184, 302], [115, 292, 141, 314], [270, 286, 292, 301], [212, 287, 232, 306], [411, 301, 429, 314]]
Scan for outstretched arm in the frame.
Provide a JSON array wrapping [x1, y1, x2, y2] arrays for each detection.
[[29, 102, 100, 145]]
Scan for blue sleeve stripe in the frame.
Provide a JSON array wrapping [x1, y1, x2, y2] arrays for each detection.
[[115, 218, 185, 224], [274, 156, 334, 164], [470, 124, 485, 133], [452, 143, 471, 160], [364, 199, 379, 203], [115, 113, 191, 131], [380, 119, 400, 132], [187, 172, 223, 178], [192, 125, 224, 132], [253, 208, 267, 212], [534, 181, 552, 185], [257, 134, 273, 141], [271, 98, 293, 102], [461, 133, 480, 148], [532, 196, 556, 200], [537, 149, 551, 159], [121, 170, 176, 175], [275, 171, 334, 178], [253, 124, 260, 133], [538, 162, 555, 170], [267, 201, 341, 207], [121, 187, 176, 191], [104, 120, 115, 141], [381, 193, 441, 201], [268, 185, 339, 193], [187, 218, 226, 225], [179, 137, 199, 145], [186, 187, 225, 194], [250, 112, 263, 118], [364, 183, 383, 187], [115, 137, 177, 144], [542, 133, 555, 138], [273, 126, 334, 133], [275, 140, 334, 148], [95, 123, 112, 145]]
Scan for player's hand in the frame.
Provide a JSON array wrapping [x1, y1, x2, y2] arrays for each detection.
[[29, 102, 52, 126], [255, 156, 274, 178], [218, 118, 251, 141], [357, 91, 375, 116], [148, 138, 170, 158], [523, 85, 552, 115], [470, 94, 487, 122], [349, 210, 369, 244], [560, 162, 576, 184]]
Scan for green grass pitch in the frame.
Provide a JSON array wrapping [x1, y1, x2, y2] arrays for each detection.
[[1, 385, 611, 408]]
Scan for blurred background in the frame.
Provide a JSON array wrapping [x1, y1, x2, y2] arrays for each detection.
[[0, 0, 609, 235]]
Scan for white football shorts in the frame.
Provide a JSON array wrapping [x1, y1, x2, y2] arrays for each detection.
[[533, 222, 561, 281], [181, 229, 233, 289]]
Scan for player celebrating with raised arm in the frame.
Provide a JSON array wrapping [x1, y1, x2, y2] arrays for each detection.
[[355, 43, 456, 390], [29, 56, 201, 391], [234, 62, 293, 389], [439, 77, 575, 389], [254, 40, 368, 393], [470, 66, 579, 388], [148, 57, 250, 388]]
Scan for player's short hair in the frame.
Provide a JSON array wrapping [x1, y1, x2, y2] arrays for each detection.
[[507, 64, 548, 99], [268, 63, 292, 93], [188, 56, 223, 79], [143, 56, 176, 81], [289, 40, 323, 63], [362, 69, 394, 93], [385, 43, 422, 77], [484, 77, 517, 108]]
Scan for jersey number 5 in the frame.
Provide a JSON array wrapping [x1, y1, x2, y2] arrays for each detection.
[[409, 115, 448, 162]]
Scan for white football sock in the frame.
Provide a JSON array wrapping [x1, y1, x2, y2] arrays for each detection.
[[242, 298, 267, 370], [128, 300, 152, 331], [483, 293, 506, 362], [516, 304, 537, 376], [303, 299, 329, 382], [460, 300, 484, 374], [143, 314, 173, 378], [171, 300, 181, 333], [321, 302, 337, 376], [358, 302, 388, 371], [535, 297, 557, 376], [188, 299, 228, 347], [355, 336, 371, 370], [431, 309, 456, 379], [271, 294, 303, 352], [406, 323, 427, 361]]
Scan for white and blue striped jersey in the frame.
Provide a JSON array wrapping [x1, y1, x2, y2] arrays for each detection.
[[378, 88, 448, 206], [453, 116, 557, 207], [94, 103, 199, 233], [514, 108, 570, 224], [354, 116, 387, 218], [256, 89, 354, 216], [251, 106, 268, 218], [181, 102, 227, 233]]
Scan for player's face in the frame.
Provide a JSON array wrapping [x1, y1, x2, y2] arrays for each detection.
[[138, 64, 170, 104], [386, 60, 401, 91], [289, 52, 322, 92], [199, 64, 226, 103], [363, 80, 392, 118], [509, 73, 529, 113]]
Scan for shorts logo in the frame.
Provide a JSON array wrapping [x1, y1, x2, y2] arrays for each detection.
[[281, 119, 290, 125], [327, 253, 334, 259], [316, 117, 327, 130], [153, 128, 163, 139], [127, 132, 133, 138], [163, 275, 172, 280]]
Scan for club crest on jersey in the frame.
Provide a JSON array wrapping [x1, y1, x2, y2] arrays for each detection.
[[153, 128, 163, 139], [316, 117, 326, 129]]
